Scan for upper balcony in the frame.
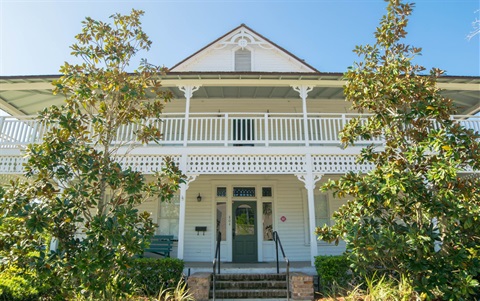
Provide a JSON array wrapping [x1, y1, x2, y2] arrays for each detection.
[[1, 113, 479, 151]]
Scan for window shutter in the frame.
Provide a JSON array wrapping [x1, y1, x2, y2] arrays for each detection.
[[235, 49, 251, 71]]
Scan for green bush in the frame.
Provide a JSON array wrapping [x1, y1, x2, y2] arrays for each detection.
[[130, 257, 185, 297], [315, 255, 352, 293], [0, 267, 39, 301]]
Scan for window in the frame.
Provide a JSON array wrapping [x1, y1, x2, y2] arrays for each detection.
[[315, 194, 330, 228], [216, 202, 227, 241], [263, 202, 273, 241], [233, 187, 256, 197], [235, 49, 251, 71], [262, 187, 272, 197], [216, 187, 227, 197], [157, 195, 180, 238]]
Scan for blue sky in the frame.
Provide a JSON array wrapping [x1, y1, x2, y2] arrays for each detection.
[[1, 0, 479, 76]]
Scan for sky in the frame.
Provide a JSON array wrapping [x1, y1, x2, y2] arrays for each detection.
[[0, 0, 479, 77]]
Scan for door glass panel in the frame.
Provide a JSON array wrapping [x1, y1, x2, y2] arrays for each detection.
[[216, 202, 226, 241], [235, 204, 255, 236]]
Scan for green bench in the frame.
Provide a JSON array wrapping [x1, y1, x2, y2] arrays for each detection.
[[143, 235, 174, 257]]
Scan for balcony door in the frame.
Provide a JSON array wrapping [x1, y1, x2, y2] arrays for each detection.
[[232, 201, 257, 262], [232, 119, 254, 146]]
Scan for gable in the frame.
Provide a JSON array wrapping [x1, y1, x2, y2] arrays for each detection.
[[170, 24, 318, 73]]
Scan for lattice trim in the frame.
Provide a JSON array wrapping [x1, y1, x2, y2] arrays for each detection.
[[187, 155, 307, 174], [0, 156, 27, 174]]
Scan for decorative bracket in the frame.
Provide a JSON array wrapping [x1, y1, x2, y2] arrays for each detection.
[[295, 173, 324, 190], [178, 85, 201, 99], [292, 85, 314, 99], [183, 174, 199, 190]]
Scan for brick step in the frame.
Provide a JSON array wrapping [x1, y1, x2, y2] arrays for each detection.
[[214, 273, 287, 281], [211, 273, 289, 299], [211, 289, 288, 299], [214, 280, 287, 289]]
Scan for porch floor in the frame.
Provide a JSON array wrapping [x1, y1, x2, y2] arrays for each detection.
[[184, 261, 316, 276]]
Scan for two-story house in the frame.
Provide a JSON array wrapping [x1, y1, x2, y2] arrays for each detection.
[[1, 24, 479, 268]]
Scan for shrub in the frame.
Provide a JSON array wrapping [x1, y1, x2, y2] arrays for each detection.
[[130, 257, 185, 297], [314, 255, 352, 294], [0, 267, 39, 301], [157, 278, 194, 301]]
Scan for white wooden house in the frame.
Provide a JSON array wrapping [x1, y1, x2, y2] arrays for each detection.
[[0, 24, 479, 267]]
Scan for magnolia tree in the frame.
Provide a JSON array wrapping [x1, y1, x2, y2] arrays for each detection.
[[317, 0, 480, 299], [0, 10, 184, 299]]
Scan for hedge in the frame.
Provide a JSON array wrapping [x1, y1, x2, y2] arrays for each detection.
[[314, 255, 352, 292], [130, 257, 185, 297]]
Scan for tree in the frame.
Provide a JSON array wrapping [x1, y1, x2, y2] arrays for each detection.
[[316, 0, 480, 299], [0, 9, 184, 299], [467, 10, 480, 40]]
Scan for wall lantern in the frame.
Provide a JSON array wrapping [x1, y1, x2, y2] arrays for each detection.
[[197, 193, 202, 202]]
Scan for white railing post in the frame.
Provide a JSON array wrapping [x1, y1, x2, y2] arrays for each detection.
[[224, 113, 229, 147], [264, 113, 269, 147], [0, 116, 5, 144]]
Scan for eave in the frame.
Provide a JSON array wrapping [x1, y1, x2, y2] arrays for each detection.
[[1, 73, 479, 116]]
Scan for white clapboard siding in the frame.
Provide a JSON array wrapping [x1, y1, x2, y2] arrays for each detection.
[[254, 48, 308, 73], [181, 49, 232, 72], [274, 175, 311, 261], [175, 45, 310, 73], [161, 99, 355, 117], [184, 179, 215, 261]]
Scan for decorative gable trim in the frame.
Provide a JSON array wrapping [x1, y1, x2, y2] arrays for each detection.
[[170, 24, 320, 73]]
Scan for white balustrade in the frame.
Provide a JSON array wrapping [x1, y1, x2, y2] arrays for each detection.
[[0, 114, 478, 148]]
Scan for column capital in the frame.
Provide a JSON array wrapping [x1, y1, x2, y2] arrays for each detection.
[[178, 85, 201, 99], [291, 85, 314, 99]]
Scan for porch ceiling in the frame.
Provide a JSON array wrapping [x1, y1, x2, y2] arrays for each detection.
[[1, 74, 479, 116]]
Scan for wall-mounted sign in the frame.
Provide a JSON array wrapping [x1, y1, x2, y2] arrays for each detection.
[[280, 216, 287, 222]]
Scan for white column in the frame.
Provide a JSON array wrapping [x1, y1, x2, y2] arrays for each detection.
[[292, 85, 313, 147], [178, 85, 200, 147], [296, 157, 324, 266], [176, 153, 199, 259]]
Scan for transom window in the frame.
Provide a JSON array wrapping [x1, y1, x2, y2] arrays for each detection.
[[233, 187, 256, 197]]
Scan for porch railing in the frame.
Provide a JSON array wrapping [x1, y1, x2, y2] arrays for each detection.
[[273, 231, 290, 301], [1, 114, 478, 148], [212, 231, 221, 301]]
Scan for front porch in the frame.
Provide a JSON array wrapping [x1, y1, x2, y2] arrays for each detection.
[[184, 261, 316, 276]]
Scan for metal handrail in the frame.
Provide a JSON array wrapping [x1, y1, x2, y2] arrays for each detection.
[[273, 231, 290, 301], [212, 231, 221, 301]]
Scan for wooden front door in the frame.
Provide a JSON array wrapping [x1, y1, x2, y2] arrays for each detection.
[[232, 201, 257, 262]]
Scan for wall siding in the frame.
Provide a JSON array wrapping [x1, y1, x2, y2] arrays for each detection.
[[173, 44, 313, 73], [254, 48, 307, 72], [184, 178, 216, 261]]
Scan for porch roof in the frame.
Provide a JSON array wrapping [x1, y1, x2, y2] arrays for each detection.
[[0, 73, 479, 116]]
